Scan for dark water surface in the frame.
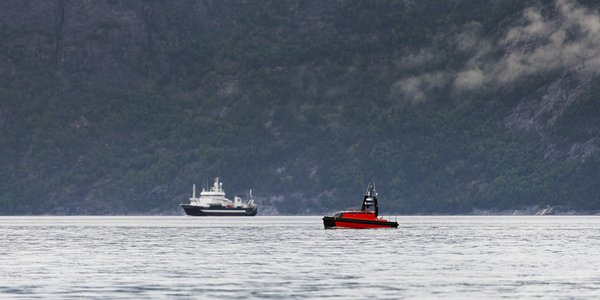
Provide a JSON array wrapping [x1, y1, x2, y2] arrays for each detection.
[[1, 216, 600, 299]]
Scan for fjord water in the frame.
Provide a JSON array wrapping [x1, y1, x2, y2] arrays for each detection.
[[1, 216, 600, 299]]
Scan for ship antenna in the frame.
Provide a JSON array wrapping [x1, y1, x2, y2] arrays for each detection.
[[373, 180, 377, 196]]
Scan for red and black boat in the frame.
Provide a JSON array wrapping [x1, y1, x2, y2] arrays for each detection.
[[322, 182, 398, 229]]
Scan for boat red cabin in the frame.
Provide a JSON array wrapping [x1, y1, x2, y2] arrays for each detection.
[[322, 182, 398, 229]]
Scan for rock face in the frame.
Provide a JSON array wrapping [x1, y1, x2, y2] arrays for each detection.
[[504, 69, 599, 160], [504, 71, 589, 133], [0, 0, 600, 214]]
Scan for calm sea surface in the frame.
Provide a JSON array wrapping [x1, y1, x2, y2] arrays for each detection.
[[1, 216, 600, 299]]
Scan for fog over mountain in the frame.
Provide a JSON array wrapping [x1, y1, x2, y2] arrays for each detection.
[[397, 0, 600, 99], [1, 0, 599, 215]]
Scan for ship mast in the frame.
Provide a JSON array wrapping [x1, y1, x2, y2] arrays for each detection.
[[361, 182, 379, 216]]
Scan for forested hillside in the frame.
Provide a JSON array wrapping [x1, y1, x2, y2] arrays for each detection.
[[1, 0, 599, 215]]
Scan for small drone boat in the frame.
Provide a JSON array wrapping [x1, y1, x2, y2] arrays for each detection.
[[322, 182, 398, 229]]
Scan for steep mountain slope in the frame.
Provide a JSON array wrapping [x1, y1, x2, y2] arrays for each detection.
[[0, 0, 599, 214]]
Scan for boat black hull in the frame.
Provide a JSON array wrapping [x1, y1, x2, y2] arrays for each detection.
[[322, 216, 398, 229], [181, 205, 257, 216]]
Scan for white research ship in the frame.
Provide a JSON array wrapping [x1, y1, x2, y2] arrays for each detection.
[[180, 177, 257, 216]]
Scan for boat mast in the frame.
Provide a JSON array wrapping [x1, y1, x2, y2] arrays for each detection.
[[361, 182, 379, 216]]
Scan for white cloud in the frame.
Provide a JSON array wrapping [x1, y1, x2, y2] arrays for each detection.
[[391, 0, 600, 102], [391, 72, 448, 103], [454, 68, 485, 90], [490, 0, 600, 84]]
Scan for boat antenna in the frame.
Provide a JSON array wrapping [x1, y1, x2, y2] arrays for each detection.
[[373, 180, 377, 196], [362, 181, 379, 216]]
